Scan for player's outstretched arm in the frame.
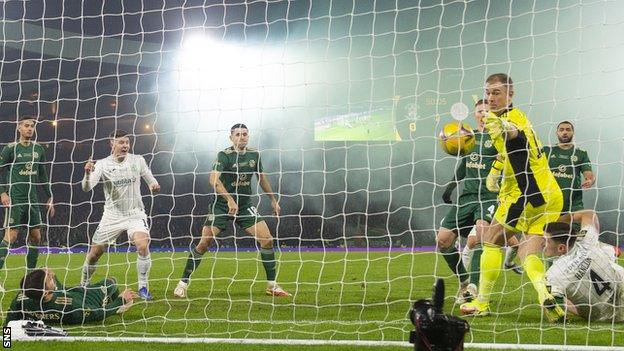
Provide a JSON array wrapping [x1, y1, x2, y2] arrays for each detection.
[[484, 113, 519, 140], [258, 172, 280, 216], [210, 170, 237, 215], [573, 209, 600, 233], [81, 157, 102, 192], [139, 156, 160, 193], [62, 288, 136, 324]]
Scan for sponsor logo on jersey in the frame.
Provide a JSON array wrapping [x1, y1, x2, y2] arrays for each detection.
[[18, 162, 37, 176], [552, 171, 573, 179], [571, 155, 578, 162], [231, 181, 251, 187], [248, 159, 256, 168], [558, 164, 567, 172], [112, 178, 135, 187], [484, 140, 493, 148], [466, 152, 486, 170], [559, 154, 569, 159]]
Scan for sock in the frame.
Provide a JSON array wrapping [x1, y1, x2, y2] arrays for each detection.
[[440, 246, 469, 284], [469, 243, 483, 286], [26, 244, 39, 270], [523, 254, 550, 303], [477, 243, 503, 303], [137, 254, 152, 290], [81, 260, 96, 286], [461, 245, 473, 275], [0, 240, 9, 270], [181, 247, 204, 284], [504, 245, 518, 266], [260, 247, 277, 282]]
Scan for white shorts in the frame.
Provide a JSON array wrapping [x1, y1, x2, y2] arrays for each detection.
[[92, 212, 150, 245]]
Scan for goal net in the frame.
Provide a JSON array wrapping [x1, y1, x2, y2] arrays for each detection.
[[1, 0, 623, 349]]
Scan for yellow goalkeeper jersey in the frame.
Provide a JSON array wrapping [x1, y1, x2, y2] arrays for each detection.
[[489, 107, 559, 206]]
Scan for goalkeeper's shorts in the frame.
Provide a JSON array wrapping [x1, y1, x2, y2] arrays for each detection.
[[494, 188, 562, 235]]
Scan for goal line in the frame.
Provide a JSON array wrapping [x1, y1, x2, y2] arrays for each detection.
[[16, 337, 624, 351]]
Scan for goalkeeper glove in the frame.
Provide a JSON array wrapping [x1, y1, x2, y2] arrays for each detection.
[[486, 158, 504, 193], [483, 113, 513, 140]]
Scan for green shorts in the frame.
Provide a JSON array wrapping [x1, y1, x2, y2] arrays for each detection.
[[3, 203, 43, 228], [203, 203, 265, 230], [440, 194, 497, 238]]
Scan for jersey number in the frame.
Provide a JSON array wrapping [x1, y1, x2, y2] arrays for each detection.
[[247, 206, 259, 217], [589, 269, 612, 296]]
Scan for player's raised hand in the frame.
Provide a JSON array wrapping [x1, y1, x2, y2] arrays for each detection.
[[227, 199, 238, 215], [581, 176, 595, 189], [271, 200, 281, 216], [150, 183, 161, 194], [0, 192, 10, 206], [85, 157, 95, 174]]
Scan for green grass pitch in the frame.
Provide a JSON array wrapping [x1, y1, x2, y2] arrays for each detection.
[[2, 251, 623, 350]]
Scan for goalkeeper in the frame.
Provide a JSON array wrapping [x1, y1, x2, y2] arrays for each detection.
[[437, 99, 520, 304], [4, 268, 137, 326], [461, 73, 565, 322]]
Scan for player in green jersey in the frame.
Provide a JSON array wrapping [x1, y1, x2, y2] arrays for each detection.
[[0, 117, 55, 291], [173, 123, 290, 298], [543, 121, 595, 214], [4, 268, 137, 326]]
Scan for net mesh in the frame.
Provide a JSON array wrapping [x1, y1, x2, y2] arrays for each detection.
[[0, 0, 623, 348]]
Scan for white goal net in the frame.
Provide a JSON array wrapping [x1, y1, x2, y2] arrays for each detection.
[[0, 0, 623, 349]]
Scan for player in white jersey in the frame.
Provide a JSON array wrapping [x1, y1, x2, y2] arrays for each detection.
[[544, 210, 624, 322], [80, 130, 161, 300]]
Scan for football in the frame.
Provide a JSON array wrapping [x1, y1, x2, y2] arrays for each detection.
[[439, 122, 475, 156]]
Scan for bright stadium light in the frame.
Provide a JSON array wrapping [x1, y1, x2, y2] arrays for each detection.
[[173, 36, 290, 136]]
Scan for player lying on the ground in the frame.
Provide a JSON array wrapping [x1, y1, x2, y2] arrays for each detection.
[[173, 123, 290, 298], [4, 268, 137, 326], [437, 99, 522, 304], [0, 116, 55, 292], [544, 210, 624, 322], [460, 73, 566, 322], [81, 129, 160, 300]]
